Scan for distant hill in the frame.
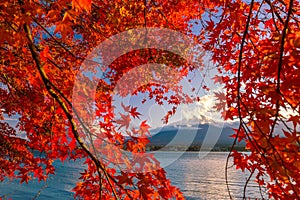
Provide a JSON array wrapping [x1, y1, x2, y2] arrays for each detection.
[[148, 123, 245, 150]]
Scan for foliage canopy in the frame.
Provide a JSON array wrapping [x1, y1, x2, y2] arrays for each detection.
[[1, 0, 300, 199]]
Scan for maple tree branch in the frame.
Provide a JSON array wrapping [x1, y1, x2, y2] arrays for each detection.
[[32, 16, 107, 68], [144, 0, 147, 27], [234, 3, 292, 195], [234, 1, 254, 197], [280, 92, 300, 114], [21, 11, 123, 200], [26, 39, 121, 200], [266, 0, 284, 25], [258, 183, 265, 200], [243, 169, 254, 200], [280, 118, 293, 131], [254, 0, 264, 19], [225, 124, 242, 200], [233, 0, 294, 197], [268, 2, 281, 32], [226, 120, 272, 199], [265, 0, 285, 27], [31, 17, 79, 59], [240, 123, 290, 197], [12, 24, 118, 150], [46, 58, 63, 71], [270, 0, 294, 138], [22, 14, 137, 200], [237, 0, 254, 123], [239, 100, 298, 197], [273, 1, 298, 18], [0, 46, 32, 64]]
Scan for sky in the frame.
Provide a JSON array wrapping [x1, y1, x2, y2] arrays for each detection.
[[111, 53, 226, 131]]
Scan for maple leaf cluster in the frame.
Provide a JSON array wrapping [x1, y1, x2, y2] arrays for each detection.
[[0, 0, 199, 199], [1, 0, 300, 199], [199, 0, 300, 199]]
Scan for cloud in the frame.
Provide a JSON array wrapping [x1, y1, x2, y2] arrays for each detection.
[[180, 88, 225, 124]]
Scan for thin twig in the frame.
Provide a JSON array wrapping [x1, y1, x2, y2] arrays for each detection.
[[270, 0, 294, 138]]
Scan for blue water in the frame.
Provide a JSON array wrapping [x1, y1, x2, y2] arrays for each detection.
[[0, 152, 266, 199], [0, 159, 85, 200]]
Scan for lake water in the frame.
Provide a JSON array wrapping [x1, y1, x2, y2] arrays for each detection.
[[0, 152, 267, 199]]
